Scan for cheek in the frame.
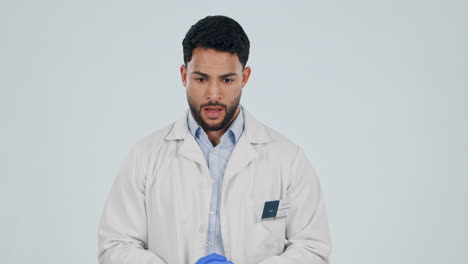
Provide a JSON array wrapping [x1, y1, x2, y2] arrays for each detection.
[[186, 89, 205, 107], [226, 86, 242, 98], [186, 85, 202, 97]]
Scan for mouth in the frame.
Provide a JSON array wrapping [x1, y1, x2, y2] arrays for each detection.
[[203, 106, 224, 119]]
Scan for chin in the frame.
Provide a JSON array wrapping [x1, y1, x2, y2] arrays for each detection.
[[204, 119, 222, 126], [202, 113, 225, 121]]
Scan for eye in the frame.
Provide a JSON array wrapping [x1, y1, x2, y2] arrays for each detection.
[[223, 78, 234, 83], [195, 77, 205, 83]]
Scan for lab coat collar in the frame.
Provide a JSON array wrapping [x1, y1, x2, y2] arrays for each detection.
[[164, 104, 271, 178]]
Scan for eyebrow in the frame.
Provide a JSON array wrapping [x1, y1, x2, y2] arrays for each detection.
[[191, 71, 238, 78]]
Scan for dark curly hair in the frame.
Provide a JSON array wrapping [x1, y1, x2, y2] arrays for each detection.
[[182, 15, 250, 68]]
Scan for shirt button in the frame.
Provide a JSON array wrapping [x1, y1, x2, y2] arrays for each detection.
[[209, 210, 214, 215], [211, 178, 216, 184], [206, 241, 212, 247]]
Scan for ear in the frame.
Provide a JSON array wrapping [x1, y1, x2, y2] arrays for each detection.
[[241, 66, 251, 88], [180, 64, 187, 87]]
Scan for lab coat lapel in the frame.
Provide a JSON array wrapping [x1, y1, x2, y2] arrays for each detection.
[[164, 109, 206, 167], [223, 131, 257, 180], [224, 106, 271, 180], [179, 133, 206, 167]]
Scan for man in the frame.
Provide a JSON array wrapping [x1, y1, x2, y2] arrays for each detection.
[[98, 15, 332, 264]]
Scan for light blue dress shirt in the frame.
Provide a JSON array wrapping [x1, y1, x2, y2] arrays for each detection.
[[187, 105, 245, 256]]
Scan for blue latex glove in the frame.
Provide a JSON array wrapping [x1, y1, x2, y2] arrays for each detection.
[[195, 253, 234, 264]]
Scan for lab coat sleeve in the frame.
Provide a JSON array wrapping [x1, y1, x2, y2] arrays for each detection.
[[97, 144, 166, 264], [258, 147, 332, 264]]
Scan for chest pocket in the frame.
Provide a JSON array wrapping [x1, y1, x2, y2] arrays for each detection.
[[245, 199, 287, 261]]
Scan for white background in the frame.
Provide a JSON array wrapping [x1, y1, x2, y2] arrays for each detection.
[[1, 0, 467, 263]]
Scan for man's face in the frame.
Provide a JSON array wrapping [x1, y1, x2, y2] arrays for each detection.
[[180, 47, 251, 131]]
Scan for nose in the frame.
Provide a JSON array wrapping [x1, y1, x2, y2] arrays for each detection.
[[207, 81, 221, 100]]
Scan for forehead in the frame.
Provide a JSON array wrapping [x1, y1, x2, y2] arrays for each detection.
[[188, 47, 242, 73]]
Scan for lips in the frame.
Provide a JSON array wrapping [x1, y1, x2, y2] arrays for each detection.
[[204, 107, 223, 118]]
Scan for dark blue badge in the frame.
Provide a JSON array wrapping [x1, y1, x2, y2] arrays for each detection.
[[261, 200, 280, 220]]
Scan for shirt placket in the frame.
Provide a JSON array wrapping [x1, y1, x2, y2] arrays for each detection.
[[208, 147, 218, 253]]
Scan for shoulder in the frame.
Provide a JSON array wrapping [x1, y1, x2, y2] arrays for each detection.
[[255, 120, 319, 188], [253, 119, 303, 163], [128, 121, 175, 157], [243, 107, 301, 159]]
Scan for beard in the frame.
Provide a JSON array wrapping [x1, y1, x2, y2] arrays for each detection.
[[187, 94, 241, 132]]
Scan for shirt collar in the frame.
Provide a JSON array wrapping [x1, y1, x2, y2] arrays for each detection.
[[187, 105, 245, 144]]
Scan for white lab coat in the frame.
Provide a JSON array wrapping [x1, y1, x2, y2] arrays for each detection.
[[97, 105, 332, 264]]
